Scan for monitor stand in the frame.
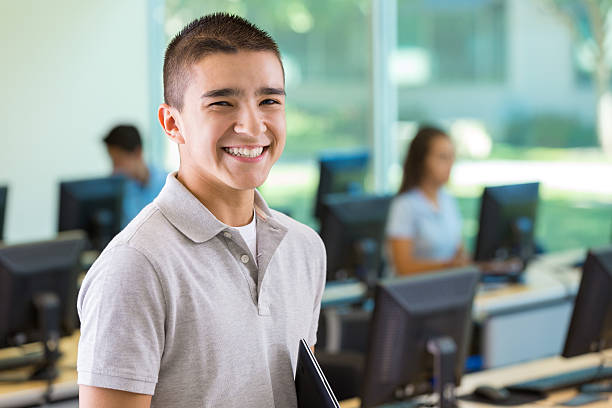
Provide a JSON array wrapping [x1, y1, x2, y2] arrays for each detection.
[[427, 336, 458, 408], [391, 337, 460, 408], [513, 216, 535, 265], [0, 292, 62, 381], [30, 293, 62, 380], [353, 238, 380, 295]]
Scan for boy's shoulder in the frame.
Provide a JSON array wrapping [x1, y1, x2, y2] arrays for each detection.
[[95, 202, 173, 267]]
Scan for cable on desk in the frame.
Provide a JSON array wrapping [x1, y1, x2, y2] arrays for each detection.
[[579, 350, 612, 394]]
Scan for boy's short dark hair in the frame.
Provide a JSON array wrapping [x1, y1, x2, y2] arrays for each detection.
[[103, 125, 142, 153], [163, 13, 282, 111]]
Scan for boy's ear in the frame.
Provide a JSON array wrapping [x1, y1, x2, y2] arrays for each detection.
[[158, 103, 185, 144]]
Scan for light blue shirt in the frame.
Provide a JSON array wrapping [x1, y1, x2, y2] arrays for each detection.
[[121, 165, 167, 227], [386, 188, 462, 262]]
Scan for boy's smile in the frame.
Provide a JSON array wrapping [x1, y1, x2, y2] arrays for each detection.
[[222, 145, 267, 161]]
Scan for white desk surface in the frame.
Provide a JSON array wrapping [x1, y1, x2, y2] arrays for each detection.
[[321, 249, 587, 321], [473, 248, 584, 320]]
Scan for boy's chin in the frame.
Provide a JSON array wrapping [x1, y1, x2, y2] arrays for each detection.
[[228, 177, 267, 191]]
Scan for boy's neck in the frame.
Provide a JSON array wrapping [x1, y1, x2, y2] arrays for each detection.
[[176, 169, 255, 227]]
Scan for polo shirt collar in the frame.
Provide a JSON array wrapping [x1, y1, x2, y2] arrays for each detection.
[[154, 172, 281, 243]]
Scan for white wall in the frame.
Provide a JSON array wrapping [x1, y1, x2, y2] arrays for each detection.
[[0, 1, 154, 243]]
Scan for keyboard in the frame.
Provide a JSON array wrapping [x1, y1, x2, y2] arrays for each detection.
[[0, 351, 44, 372], [507, 365, 612, 394], [377, 401, 423, 408]]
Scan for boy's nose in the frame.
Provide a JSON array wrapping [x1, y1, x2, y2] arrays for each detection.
[[234, 107, 267, 136]]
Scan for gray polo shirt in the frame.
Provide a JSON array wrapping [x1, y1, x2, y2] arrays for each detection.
[[77, 172, 326, 407]]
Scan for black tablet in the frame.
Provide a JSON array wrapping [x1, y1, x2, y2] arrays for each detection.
[[295, 338, 341, 408]]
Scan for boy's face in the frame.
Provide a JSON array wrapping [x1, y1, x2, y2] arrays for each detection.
[[172, 50, 286, 191]]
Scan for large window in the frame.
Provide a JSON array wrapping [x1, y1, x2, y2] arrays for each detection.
[[162, 1, 611, 253]]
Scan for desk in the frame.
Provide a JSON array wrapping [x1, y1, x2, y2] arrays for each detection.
[[0, 333, 79, 408], [321, 249, 585, 368], [474, 249, 583, 368], [1, 324, 608, 407], [339, 349, 612, 407]]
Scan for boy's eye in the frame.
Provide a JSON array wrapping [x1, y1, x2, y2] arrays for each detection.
[[260, 99, 280, 105], [209, 101, 231, 107]]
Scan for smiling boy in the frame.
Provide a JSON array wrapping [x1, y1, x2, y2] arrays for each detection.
[[77, 13, 326, 408]]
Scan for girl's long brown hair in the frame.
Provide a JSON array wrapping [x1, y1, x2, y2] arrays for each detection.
[[397, 126, 449, 195]]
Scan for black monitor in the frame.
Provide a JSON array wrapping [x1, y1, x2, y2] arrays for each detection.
[[319, 193, 392, 283], [505, 247, 612, 396], [314, 150, 370, 221], [563, 246, 612, 357], [474, 182, 540, 265], [0, 185, 6, 242], [361, 267, 480, 408], [58, 176, 125, 252], [0, 231, 86, 380]]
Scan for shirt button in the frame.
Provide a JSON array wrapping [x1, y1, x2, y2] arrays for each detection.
[[240, 254, 249, 264], [223, 231, 232, 239]]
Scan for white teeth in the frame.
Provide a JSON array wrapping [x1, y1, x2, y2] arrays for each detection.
[[224, 146, 264, 158]]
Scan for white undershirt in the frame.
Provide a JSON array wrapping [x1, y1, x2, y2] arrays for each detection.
[[233, 210, 257, 261]]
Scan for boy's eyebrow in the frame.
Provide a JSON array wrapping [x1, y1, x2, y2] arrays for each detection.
[[200, 87, 286, 99], [257, 87, 286, 96], [201, 88, 241, 98]]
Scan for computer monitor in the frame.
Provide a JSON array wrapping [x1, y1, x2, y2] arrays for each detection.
[[504, 247, 612, 396], [319, 193, 392, 283], [563, 246, 612, 357], [474, 182, 540, 265], [0, 231, 86, 380], [314, 150, 370, 221], [58, 176, 125, 252], [0, 186, 7, 242], [361, 267, 480, 408]]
